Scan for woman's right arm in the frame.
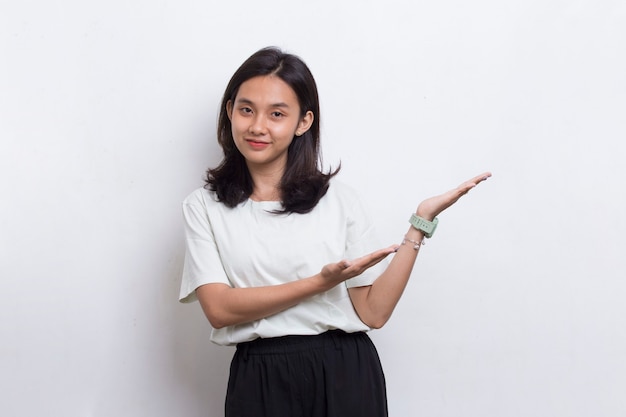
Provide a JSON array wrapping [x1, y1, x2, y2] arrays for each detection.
[[196, 246, 397, 329]]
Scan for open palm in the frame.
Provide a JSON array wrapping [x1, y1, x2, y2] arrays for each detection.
[[417, 172, 491, 221]]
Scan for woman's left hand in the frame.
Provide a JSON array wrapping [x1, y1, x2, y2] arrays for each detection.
[[416, 172, 491, 221]]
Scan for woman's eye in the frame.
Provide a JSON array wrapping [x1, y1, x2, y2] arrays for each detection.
[[271, 111, 284, 118], [240, 107, 252, 114]]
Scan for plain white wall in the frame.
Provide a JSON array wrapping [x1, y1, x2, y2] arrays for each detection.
[[1, 1, 625, 416]]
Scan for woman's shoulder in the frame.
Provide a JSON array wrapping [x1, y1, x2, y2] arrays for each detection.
[[182, 186, 219, 208], [320, 178, 374, 223], [327, 178, 359, 198], [323, 178, 363, 209]]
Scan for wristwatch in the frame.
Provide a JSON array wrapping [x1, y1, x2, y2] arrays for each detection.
[[409, 214, 438, 238]]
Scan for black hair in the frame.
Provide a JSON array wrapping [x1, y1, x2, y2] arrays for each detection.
[[205, 47, 339, 214]]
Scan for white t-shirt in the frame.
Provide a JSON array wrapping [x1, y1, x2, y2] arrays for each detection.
[[179, 180, 387, 345]]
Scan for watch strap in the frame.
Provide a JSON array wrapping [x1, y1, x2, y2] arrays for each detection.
[[409, 214, 439, 238]]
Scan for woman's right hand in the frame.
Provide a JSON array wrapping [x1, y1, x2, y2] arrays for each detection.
[[320, 245, 399, 286]]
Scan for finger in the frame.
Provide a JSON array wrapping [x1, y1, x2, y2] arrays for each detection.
[[352, 246, 397, 269], [378, 245, 400, 255], [456, 172, 491, 195], [364, 246, 398, 262], [468, 171, 492, 185]]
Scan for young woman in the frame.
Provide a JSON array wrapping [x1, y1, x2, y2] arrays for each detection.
[[180, 47, 490, 417]]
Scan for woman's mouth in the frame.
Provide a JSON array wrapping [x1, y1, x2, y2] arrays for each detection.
[[246, 139, 270, 149]]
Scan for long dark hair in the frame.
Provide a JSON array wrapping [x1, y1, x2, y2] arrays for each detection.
[[205, 47, 339, 214]]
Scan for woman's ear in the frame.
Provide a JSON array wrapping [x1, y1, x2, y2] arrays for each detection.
[[226, 100, 233, 120], [296, 110, 314, 136]]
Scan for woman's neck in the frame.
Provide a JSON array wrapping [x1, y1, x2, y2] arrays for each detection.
[[248, 164, 284, 202]]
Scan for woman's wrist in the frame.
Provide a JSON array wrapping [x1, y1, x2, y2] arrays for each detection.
[[415, 209, 435, 222], [404, 226, 425, 241]]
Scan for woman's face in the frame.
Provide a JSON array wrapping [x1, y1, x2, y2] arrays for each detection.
[[227, 75, 313, 174]]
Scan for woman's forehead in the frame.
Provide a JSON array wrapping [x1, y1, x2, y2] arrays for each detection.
[[235, 75, 299, 108]]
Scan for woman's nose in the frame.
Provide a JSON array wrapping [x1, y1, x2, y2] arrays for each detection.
[[249, 115, 266, 135]]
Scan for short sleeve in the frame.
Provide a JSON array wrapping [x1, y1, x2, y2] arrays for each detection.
[[342, 189, 387, 288], [179, 192, 230, 303]]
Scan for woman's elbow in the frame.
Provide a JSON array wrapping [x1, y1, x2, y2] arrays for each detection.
[[196, 284, 232, 329], [200, 301, 235, 329], [207, 315, 227, 329], [365, 315, 390, 330], [357, 308, 392, 329]]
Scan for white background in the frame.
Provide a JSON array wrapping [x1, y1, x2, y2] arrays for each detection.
[[1, 1, 625, 416]]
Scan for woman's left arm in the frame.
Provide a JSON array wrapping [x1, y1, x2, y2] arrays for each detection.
[[348, 172, 491, 328]]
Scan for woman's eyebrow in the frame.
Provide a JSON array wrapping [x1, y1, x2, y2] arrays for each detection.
[[236, 97, 290, 108]]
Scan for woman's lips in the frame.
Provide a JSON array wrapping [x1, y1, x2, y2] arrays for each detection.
[[246, 139, 269, 149]]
